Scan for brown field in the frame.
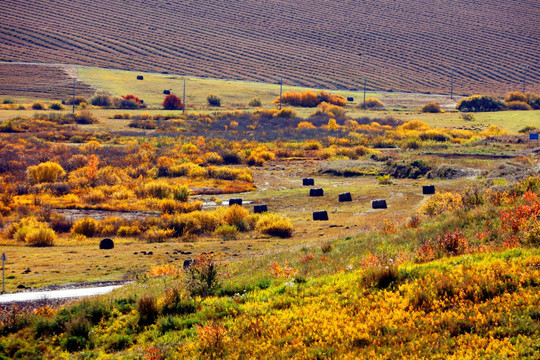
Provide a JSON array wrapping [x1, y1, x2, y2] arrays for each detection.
[[0, 0, 538, 95], [0, 64, 94, 100]]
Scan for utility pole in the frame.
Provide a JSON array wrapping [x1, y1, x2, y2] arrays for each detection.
[[183, 79, 186, 114], [363, 79, 367, 109], [450, 69, 454, 100], [72, 79, 76, 114], [522, 66, 527, 94], [279, 77, 283, 110]]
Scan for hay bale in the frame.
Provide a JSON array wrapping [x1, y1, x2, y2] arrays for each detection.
[[137, 75, 144, 80], [99, 238, 114, 250], [423, 185, 435, 195], [339, 192, 352, 202], [313, 211, 329, 221], [372, 199, 387, 209], [183, 259, 194, 269], [303, 178, 315, 186], [254, 204, 268, 213], [310, 188, 324, 197], [163, 90, 171, 95], [229, 198, 242, 206], [347, 97, 354, 102]]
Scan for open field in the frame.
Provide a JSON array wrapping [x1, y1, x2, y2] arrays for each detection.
[[1, 0, 539, 95]]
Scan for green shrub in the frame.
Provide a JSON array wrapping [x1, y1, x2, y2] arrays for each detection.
[[526, 93, 540, 109], [456, 95, 505, 112], [105, 334, 132, 352], [207, 94, 222, 107], [137, 294, 158, 326], [160, 286, 197, 316], [420, 102, 442, 113], [214, 225, 238, 240], [49, 101, 65, 110]]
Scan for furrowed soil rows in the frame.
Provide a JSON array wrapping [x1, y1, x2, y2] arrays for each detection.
[[0, 0, 538, 95]]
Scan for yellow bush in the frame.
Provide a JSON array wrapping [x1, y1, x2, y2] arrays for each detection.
[[144, 181, 172, 199], [297, 121, 317, 132], [361, 97, 385, 109], [145, 227, 175, 243], [398, 120, 429, 131], [224, 205, 251, 231], [71, 217, 99, 237], [79, 140, 101, 153], [25, 226, 56, 246], [417, 192, 463, 217], [255, 213, 293, 238], [116, 225, 141, 237], [420, 102, 442, 113], [27, 162, 66, 184]]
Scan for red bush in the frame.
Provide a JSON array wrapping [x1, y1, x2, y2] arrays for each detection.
[[121, 94, 141, 104], [162, 94, 183, 110]]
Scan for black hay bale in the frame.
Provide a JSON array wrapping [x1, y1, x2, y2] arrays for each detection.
[[423, 185, 435, 195], [310, 188, 324, 197], [372, 199, 387, 209], [313, 211, 329, 221], [303, 178, 315, 186], [140, 100, 144, 104], [254, 204, 268, 213], [163, 90, 171, 95], [99, 238, 114, 250], [347, 97, 354, 102], [229, 198, 242, 206], [136, 75, 144, 80], [183, 259, 194, 269], [339, 192, 352, 202]]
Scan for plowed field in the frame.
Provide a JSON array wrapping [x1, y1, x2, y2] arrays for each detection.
[[0, 0, 539, 95]]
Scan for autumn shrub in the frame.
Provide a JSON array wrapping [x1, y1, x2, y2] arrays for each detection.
[[274, 90, 346, 107], [456, 95, 504, 112], [248, 97, 262, 107], [255, 213, 293, 238], [74, 110, 98, 124], [274, 108, 297, 118], [419, 129, 451, 142], [360, 98, 385, 109], [145, 227, 175, 243], [526, 93, 540, 109], [318, 90, 347, 106], [163, 94, 183, 110], [71, 217, 99, 237], [66, 96, 87, 105], [417, 192, 463, 217], [160, 286, 197, 316], [144, 181, 172, 199], [49, 101, 64, 110], [314, 102, 346, 118], [117, 225, 141, 237], [505, 91, 527, 103], [27, 161, 65, 184], [172, 185, 190, 202], [421, 102, 442, 113], [221, 150, 243, 164], [161, 213, 201, 237], [207, 94, 222, 107], [192, 211, 222, 233], [31, 101, 45, 110], [224, 205, 251, 231], [506, 101, 532, 110], [214, 225, 238, 240], [297, 121, 316, 130], [89, 91, 114, 107], [25, 226, 56, 246]]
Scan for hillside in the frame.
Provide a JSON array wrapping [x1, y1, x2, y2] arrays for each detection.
[[1, 0, 539, 96]]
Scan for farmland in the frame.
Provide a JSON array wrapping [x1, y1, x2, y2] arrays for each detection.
[[0, 7, 540, 355], [1, 0, 539, 95]]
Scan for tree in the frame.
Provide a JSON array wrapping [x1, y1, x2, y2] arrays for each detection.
[[162, 94, 183, 110]]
